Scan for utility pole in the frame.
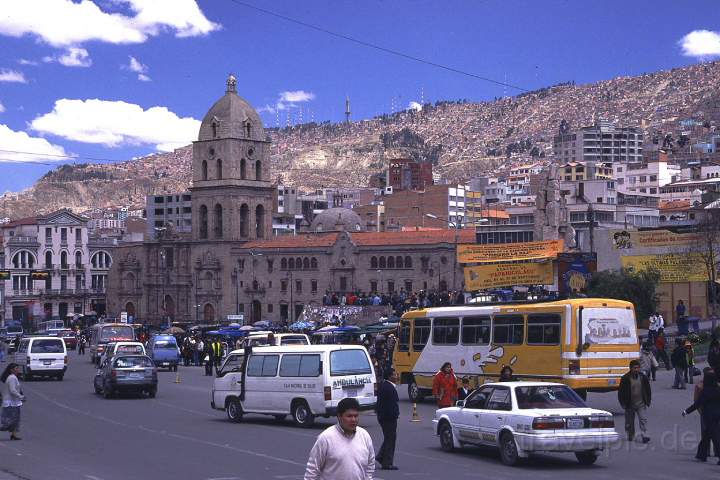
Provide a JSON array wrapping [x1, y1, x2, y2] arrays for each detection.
[[587, 203, 595, 254]]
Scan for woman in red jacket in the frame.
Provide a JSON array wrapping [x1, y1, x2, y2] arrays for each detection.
[[432, 362, 458, 408]]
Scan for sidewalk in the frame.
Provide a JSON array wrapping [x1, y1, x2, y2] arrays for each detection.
[[638, 317, 718, 339]]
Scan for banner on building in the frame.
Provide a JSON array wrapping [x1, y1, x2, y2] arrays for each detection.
[[610, 229, 700, 249], [464, 262, 554, 290], [457, 239, 564, 264], [621, 254, 707, 283], [557, 252, 597, 296], [29, 270, 50, 281]]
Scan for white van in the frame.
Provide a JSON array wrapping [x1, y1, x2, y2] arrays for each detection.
[[244, 333, 310, 348], [211, 344, 376, 427], [14, 336, 68, 380]]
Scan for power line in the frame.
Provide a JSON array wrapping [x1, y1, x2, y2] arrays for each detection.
[[226, 0, 529, 92]]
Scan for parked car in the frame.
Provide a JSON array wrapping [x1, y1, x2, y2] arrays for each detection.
[[14, 336, 68, 380], [146, 334, 181, 371], [432, 382, 619, 466], [94, 355, 157, 398]]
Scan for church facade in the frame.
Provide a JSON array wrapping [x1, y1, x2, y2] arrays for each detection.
[[106, 77, 470, 325]]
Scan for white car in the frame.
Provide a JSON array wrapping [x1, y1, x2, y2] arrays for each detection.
[[432, 381, 619, 466]]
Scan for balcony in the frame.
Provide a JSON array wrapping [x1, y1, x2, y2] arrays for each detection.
[[10, 289, 43, 298], [7, 235, 39, 246]]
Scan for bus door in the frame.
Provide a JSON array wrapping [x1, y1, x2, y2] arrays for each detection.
[[393, 320, 412, 380], [524, 312, 563, 379]]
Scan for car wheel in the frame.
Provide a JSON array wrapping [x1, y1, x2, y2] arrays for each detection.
[[103, 386, 114, 399], [408, 380, 424, 403], [499, 432, 520, 466], [575, 451, 598, 465], [57, 374, 64, 381], [292, 401, 315, 427], [94, 385, 102, 394], [274, 415, 287, 422], [226, 398, 243, 423], [439, 422, 456, 452]]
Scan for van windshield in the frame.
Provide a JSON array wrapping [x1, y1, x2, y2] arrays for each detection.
[[154, 341, 177, 349], [100, 326, 134, 342], [31, 339, 64, 353], [330, 350, 371, 376]]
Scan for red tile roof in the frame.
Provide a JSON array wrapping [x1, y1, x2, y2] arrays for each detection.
[[2, 216, 38, 227], [241, 229, 476, 250], [243, 232, 340, 249], [351, 229, 476, 246]]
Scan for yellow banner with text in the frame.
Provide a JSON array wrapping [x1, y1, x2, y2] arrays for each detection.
[[464, 262, 554, 290], [620, 254, 707, 283], [457, 239, 564, 263]]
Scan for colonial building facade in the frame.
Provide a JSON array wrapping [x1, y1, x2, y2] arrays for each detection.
[[1, 209, 114, 326], [106, 77, 471, 325]]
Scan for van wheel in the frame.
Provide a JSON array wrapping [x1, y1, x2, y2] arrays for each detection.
[[226, 398, 243, 423], [439, 422, 455, 452], [148, 387, 157, 398], [292, 401, 315, 427], [499, 432, 520, 466], [57, 373, 64, 381], [575, 451, 598, 465], [408, 380, 424, 403]]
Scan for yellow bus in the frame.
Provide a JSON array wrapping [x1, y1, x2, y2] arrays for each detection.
[[393, 298, 639, 402]]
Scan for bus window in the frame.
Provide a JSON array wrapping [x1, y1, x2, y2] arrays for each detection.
[[398, 321, 410, 352], [461, 316, 490, 345], [432, 318, 459, 345], [412, 319, 431, 351], [527, 314, 561, 345], [493, 315, 524, 345]]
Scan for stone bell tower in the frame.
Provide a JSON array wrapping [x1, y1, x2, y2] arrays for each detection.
[[190, 75, 273, 242]]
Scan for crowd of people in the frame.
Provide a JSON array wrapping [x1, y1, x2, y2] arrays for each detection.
[[322, 289, 466, 317]]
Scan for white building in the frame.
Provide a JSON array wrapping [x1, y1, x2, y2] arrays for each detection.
[[613, 159, 680, 195], [1, 210, 114, 327], [553, 121, 643, 164]]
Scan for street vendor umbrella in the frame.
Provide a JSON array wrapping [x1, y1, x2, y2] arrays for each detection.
[[163, 326, 185, 334], [239, 325, 255, 331], [253, 320, 271, 328]]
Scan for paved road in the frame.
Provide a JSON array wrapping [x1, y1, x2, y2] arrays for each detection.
[[0, 353, 717, 479]]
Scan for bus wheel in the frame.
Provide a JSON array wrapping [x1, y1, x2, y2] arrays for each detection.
[[575, 389, 588, 401], [408, 380, 424, 403]]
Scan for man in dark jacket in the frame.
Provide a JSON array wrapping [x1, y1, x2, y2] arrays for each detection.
[[618, 359, 652, 443], [375, 368, 399, 471], [671, 338, 688, 389]]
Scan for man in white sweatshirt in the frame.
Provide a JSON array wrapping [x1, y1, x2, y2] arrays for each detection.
[[304, 397, 375, 480]]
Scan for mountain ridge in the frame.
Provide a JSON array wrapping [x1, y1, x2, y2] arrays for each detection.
[[2, 61, 720, 219]]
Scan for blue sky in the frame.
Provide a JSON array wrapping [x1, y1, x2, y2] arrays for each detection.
[[0, 0, 719, 192]]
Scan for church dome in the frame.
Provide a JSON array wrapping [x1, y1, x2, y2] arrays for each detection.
[[198, 74, 265, 142], [310, 207, 364, 233]]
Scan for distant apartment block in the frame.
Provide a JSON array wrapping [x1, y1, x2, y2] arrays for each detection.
[[387, 158, 433, 191], [146, 192, 192, 237], [554, 121, 643, 164]]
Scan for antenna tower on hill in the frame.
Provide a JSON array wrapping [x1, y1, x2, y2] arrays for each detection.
[[345, 96, 351, 123]]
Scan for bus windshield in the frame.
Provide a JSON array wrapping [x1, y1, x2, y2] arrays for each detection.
[[582, 308, 637, 345], [100, 326, 134, 342]]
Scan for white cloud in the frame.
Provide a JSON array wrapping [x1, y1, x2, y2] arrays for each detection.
[[279, 90, 315, 103], [0, 124, 69, 163], [17, 59, 38, 66], [408, 101, 423, 112], [30, 98, 200, 152], [43, 47, 92, 67], [0, 0, 220, 47], [262, 90, 316, 114], [126, 56, 150, 81], [0, 102, 5, 113], [680, 30, 720, 58], [0, 69, 27, 83]]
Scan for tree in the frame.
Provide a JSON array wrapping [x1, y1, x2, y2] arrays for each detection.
[[586, 268, 661, 324], [687, 207, 720, 322]]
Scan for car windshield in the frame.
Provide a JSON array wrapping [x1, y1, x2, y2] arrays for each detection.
[[31, 339, 64, 353], [101, 326, 134, 342], [515, 385, 587, 409], [117, 345, 144, 354], [114, 356, 153, 368], [154, 341, 177, 349], [330, 349, 371, 376]]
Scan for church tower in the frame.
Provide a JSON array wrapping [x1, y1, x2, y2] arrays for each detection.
[[190, 75, 273, 241]]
